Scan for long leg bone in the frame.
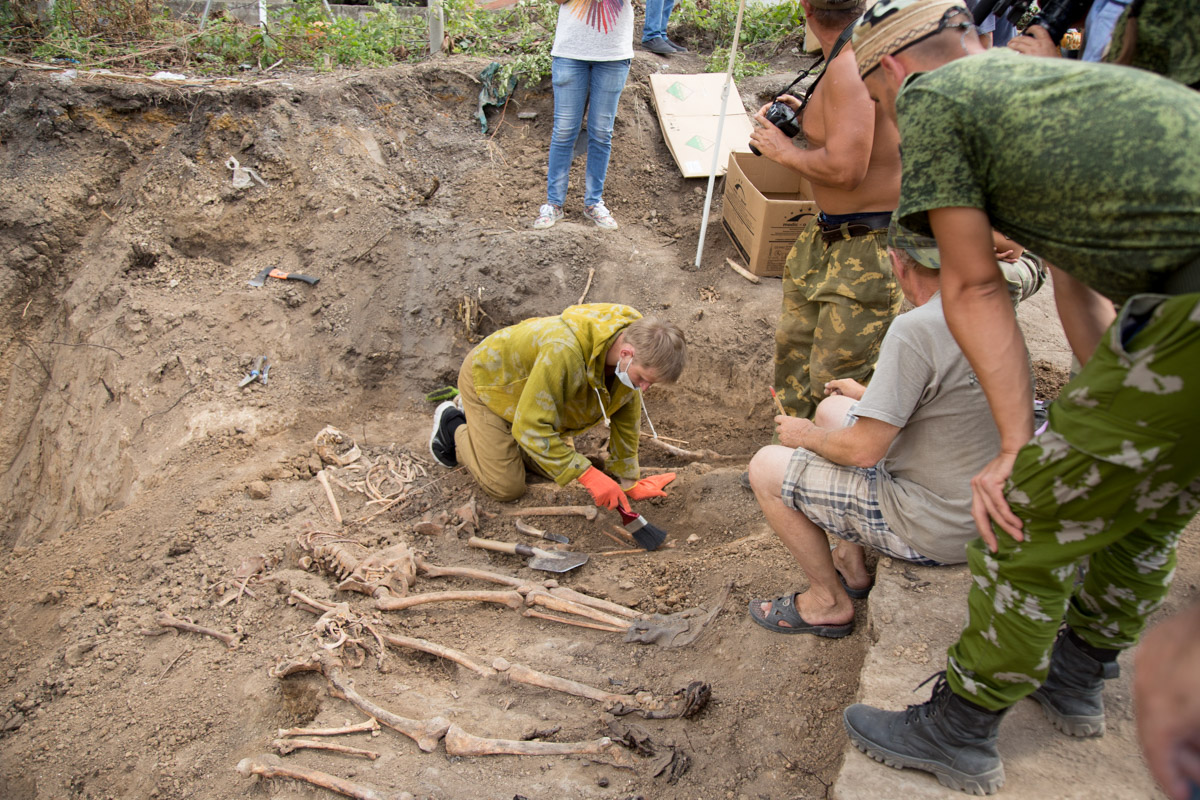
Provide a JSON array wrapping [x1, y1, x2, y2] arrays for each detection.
[[444, 724, 617, 759], [525, 589, 632, 630], [236, 755, 410, 800], [414, 557, 534, 589], [523, 608, 628, 633], [375, 590, 524, 612], [546, 585, 644, 619], [271, 653, 449, 752], [277, 718, 380, 738], [272, 738, 380, 759], [316, 470, 344, 526], [492, 657, 633, 706], [155, 613, 241, 648], [380, 632, 496, 677]]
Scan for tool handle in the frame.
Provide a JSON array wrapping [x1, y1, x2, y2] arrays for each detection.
[[468, 537, 533, 557], [287, 273, 320, 285]]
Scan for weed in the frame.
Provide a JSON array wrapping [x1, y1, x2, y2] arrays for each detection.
[[705, 46, 768, 80]]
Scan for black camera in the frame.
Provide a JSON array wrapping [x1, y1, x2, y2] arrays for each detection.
[[972, 0, 1093, 49], [750, 100, 801, 156]]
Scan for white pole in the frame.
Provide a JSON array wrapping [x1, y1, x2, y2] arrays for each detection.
[[694, 0, 747, 269]]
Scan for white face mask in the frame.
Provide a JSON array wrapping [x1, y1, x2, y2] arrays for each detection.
[[615, 354, 637, 390]]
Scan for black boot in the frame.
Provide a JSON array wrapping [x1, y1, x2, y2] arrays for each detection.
[[1029, 628, 1119, 737], [844, 673, 1006, 796]]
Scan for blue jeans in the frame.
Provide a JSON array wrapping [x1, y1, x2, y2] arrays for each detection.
[[547, 56, 630, 208], [641, 0, 675, 42]]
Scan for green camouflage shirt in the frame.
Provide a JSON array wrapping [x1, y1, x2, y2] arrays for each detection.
[[469, 303, 643, 484], [1106, 0, 1200, 88], [894, 49, 1200, 304]]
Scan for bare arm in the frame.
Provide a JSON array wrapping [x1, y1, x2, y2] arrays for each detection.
[[1048, 264, 1117, 365], [747, 54, 875, 191], [931, 207, 1032, 548], [775, 414, 899, 469]]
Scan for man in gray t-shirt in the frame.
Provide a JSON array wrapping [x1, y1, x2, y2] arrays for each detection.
[[747, 223, 1044, 639]]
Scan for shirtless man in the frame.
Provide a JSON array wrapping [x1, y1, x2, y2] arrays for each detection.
[[749, 0, 903, 420]]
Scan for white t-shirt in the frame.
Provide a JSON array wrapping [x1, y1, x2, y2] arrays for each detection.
[[852, 293, 1001, 564], [551, 0, 635, 61]]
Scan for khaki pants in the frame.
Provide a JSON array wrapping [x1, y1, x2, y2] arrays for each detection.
[[454, 357, 547, 502]]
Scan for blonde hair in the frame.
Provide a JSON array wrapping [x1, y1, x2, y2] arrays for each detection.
[[624, 317, 687, 383]]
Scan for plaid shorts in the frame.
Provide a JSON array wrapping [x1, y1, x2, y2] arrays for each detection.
[[780, 447, 943, 565]]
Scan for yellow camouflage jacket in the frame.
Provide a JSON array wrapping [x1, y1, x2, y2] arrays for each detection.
[[468, 303, 643, 484]]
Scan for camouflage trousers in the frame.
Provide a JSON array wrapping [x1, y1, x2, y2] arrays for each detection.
[[774, 217, 901, 419], [947, 293, 1200, 711]]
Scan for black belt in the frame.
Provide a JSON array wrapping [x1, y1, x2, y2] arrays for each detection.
[[817, 212, 894, 244]]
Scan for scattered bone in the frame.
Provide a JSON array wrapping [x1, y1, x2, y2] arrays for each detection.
[[639, 435, 749, 464], [522, 724, 562, 741], [316, 470, 344, 526], [314, 426, 362, 467], [451, 495, 479, 534], [155, 613, 241, 648], [412, 521, 445, 536], [608, 524, 637, 545], [522, 608, 628, 633], [277, 718, 380, 738], [336, 543, 416, 599], [375, 589, 524, 612], [271, 652, 450, 752], [292, 593, 388, 668], [272, 738, 379, 759], [525, 589, 632, 630], [213, 554, 272, 606], [500, 505, 598, 521], [577, 266, 595, 305], [597, 548, 650, 557], [444, 724, 619, 760], [600, 528, 635, 549], [236, 755, 410, 800]]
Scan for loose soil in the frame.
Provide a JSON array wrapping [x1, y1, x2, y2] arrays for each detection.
[[0, 51, 1070, 800]]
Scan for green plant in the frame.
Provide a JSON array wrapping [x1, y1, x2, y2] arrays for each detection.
[[705, 45, 768, 80], [444, 0, 557, 85], [673, 0, 805, 48]]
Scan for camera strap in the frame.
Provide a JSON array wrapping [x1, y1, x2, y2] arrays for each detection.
[[779, 19, 857, 109]]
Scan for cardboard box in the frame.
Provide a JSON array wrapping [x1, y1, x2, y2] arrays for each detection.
[[648, 73, 755, 178], [721, 151, 816, 277]]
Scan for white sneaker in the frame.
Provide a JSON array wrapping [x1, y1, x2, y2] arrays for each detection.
[[583, 202, 618, 230], [532, 204, 563, 230]]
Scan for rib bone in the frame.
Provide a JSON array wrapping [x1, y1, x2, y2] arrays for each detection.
[[236, 755, 409, 800], [271, 652, 449, 752]]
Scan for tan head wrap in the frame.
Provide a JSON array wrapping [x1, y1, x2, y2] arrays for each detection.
[[852, 0, 971, 77]]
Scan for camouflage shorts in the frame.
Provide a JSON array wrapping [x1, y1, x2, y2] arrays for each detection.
[[774, 216, 901, 419], [947, 293, 1200, 710]]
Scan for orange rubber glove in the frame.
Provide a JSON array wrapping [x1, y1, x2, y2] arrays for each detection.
[[578, 466, 632, 513], [624, 473, 676, 501]]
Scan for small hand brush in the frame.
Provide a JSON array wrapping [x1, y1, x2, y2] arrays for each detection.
[[617, 507, 667, 551]]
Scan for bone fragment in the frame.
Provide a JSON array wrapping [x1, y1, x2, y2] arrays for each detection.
[[726, 256, 761, 284], [271, 653, 449, 752], [525, 590, 631, 630], [316, 470, 344, 526], [375, 589, 524, 612], [415, 557, 532, 589], [501, 505, 598, 521], [548, 586, 643, 619], [380, 632, 496, 677], [155, 613, 240, 648], [236, 755, 409, 800], [523, 608, 628, 633], [272, 738, 379, 759], [277, 718, 380, 738], [444, 724, 614, 758], [597, 548, 649, 557], [639, 436, 749, 464], [577, 266, 595, 305], [600, 528, 635, 548]]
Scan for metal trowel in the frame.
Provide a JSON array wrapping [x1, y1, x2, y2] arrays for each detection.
[[467, 536, 588, 573]]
